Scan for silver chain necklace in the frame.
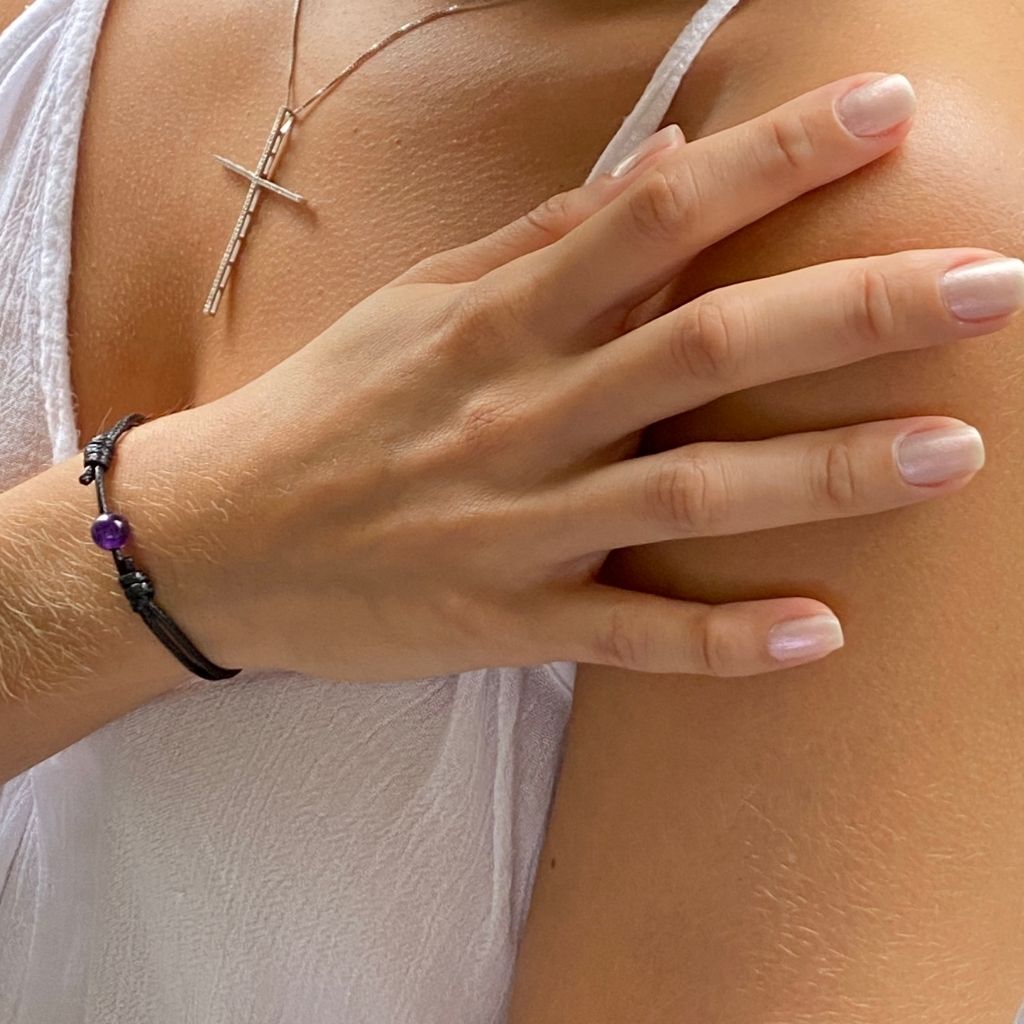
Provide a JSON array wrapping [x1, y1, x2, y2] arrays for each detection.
[[204, 0, 514, 317]]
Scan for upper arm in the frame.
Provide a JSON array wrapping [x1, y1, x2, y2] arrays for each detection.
[[508, 2, 1024, 1021]]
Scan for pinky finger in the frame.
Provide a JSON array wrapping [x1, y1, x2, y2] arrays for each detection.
[[546, 584, 845, 678]]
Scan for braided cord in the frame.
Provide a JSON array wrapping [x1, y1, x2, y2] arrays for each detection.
[[79, 414, 242, 682]]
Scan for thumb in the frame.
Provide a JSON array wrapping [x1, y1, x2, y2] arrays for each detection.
[[393, 124, 685, 286]]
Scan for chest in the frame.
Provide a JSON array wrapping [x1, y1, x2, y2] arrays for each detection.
[[64, 0, 700, 446]]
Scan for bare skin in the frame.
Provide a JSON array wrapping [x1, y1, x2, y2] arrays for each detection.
[[62, 0, 712, 441], [10, 58, 1007, 777], [507, 0, 1024, 1020], [1, 0, 1022, 1017], [0, 0, 722, 769]]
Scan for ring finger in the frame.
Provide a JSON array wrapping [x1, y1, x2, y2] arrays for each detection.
[[540, 415, 984, 557]]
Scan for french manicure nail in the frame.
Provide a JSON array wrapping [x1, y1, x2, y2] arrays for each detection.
[[895, 424, 985, 485], [835, 73, 916, 138], [768, 613, 845, 664], [941, 257, 1024, 321], [610, 124, 684, 178]]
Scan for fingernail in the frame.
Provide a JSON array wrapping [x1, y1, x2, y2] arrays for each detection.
[[610, 124, 684, 179], [895, 424, 985, 485], [835, 73, 916, 138], [768, 613, 845, 664], [941, 257, 1024, 322]]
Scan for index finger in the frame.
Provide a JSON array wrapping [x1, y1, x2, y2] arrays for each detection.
[[503, 72, 917, 339]]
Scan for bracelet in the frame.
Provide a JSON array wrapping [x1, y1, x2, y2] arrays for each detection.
[[78, 413, 242, 682]]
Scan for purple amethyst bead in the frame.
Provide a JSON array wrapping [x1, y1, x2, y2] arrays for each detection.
[[90, 512, 132, 551]]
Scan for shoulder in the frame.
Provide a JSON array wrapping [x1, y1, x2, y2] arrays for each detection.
[[506, 10, 1024, 1022], [674, 0, 1022, 119], [646, 0, 1024, 453], [667, 0, 1024, 250]]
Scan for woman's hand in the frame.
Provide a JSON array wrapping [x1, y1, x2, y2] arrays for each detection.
[[152, 71, 1021, 682]]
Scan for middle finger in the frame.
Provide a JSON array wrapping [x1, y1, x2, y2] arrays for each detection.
[[569, 247, 1024, 445]]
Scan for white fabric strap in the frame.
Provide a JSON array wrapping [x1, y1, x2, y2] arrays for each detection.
[[585, 0, 745, 183]]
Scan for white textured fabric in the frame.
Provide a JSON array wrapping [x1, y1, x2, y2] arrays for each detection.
[[0, 1, 742, 1021], [0, 0, 104, 489]]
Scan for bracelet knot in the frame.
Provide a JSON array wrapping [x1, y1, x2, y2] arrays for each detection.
[[79, 431, 116, 485], [117, 559, 156, 612]]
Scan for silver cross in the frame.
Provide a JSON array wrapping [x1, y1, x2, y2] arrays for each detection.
[[203, 105, 307, 317]]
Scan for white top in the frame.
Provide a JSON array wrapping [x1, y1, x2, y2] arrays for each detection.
[[0, 1, 743, 1020]]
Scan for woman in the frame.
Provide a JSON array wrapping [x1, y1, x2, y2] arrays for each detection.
[[0, 0, 1019, 1021]]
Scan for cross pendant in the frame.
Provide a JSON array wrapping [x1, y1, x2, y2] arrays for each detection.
[[203, 105, 307, 317]]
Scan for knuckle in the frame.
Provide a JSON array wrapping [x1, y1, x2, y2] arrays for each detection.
[[594, 603, 652, 672], [808, 439, 863, 514], [396, 246, 462, 285], [627, 163, 702, 245], [672, 298, 746, 381], [453, 391, 518, 459], [849, 264, 901, 347], [437, 285, 493, 363], [434, 585, 496, 649], [646, 453, 730, 536], [763, 109, 817, 174], [522, 189, 577, 241], [493, 280, 540, 336], [449, 277, 529, 349], [450, 279, 499, 336], [694, 608, 740, 678]]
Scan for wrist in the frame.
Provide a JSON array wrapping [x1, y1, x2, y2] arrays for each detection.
[[105, 405, 257, 678]]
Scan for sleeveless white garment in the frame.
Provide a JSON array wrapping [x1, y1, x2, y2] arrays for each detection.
[[0, 1, 743, 1021]]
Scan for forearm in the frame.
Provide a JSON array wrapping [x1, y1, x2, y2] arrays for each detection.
[[0, 410, 224, 782]]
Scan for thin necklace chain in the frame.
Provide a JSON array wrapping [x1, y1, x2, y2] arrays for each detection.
[[284, 0, 517, 122], [203, 0, 518, 316]]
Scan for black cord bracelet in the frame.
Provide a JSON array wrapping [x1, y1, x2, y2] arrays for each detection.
[[79, 413, 242, 682]]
